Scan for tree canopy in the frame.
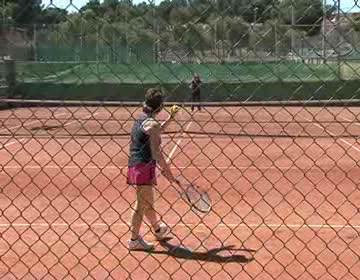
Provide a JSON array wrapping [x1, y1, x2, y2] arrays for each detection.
[[1, 0, 340, 58], [1, 0, 329, 27]]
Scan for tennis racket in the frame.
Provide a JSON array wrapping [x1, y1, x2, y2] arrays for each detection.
[[175, 176, 212, 213], [160, 105, 212, 213]]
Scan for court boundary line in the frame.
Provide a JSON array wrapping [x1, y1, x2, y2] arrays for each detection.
[[0, 112, 100, 149], [0, 111, 69, 149], [340, 116, 360, 128], [0, 112, 69, 133], [300, 114, 360, 153]]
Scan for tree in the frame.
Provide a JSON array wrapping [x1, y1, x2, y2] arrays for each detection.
[[169, 7, 194, 25], [216, 0, 237, 16], [249, 20, 292, 55], [157, 0, 173, 23], [351, 15, 360, 32], [0, 2, 17, 24], [227, 0, 279, 23], [4, 0, 42, 25], [225, 17, 249, 54], [172, 0, 189, 8], [325, 4, 337, 19], [79, 0, 103, 16], [1, 0, 337, 62], [40, 7, 68, 24], [172, 22, 211, 57], [278, 0, 324, 35], [103, 0, 120, 10]]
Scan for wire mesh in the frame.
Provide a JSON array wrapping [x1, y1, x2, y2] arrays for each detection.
[[0, 0, 360, 279]]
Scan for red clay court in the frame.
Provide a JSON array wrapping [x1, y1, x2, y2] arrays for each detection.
[[0, 102, 359, 279]]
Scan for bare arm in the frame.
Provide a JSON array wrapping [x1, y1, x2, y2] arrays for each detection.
[[144, 120, 177, 183], [160, 114, 172, 131], [160, 105, 179, 131]]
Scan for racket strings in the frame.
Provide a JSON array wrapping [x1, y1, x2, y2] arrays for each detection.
[[185, 184, 211, 212]]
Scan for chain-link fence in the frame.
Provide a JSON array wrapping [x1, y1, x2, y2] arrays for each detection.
[[0, 0, 360, 279], [2, 22, 360, 63]]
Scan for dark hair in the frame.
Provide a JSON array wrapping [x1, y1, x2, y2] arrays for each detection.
[[143, 88, 164, 114]]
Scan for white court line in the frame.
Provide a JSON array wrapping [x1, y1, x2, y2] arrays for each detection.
[[166, 121, 192, 163], [0, 112, 68, 133], [61, 112, 100, 129], [340, 116, 360, 127], [0, 112, 68, 149], [2, 138, 26, 149], [300, 114, 360, 153], [0, 222, 358, 231], [0, 112, 100, 149]]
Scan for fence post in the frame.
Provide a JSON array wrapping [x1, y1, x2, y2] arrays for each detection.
[[4, 56, 16, 98]]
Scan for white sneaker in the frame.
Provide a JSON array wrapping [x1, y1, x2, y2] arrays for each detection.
[[128, 237, 154, 251], [154, 224, 170, 241]]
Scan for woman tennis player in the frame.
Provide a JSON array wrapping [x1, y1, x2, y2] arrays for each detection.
[[127, 88, 179, 251]]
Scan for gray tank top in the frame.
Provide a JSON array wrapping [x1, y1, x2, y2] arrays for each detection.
[[128, 114, 154, 166]]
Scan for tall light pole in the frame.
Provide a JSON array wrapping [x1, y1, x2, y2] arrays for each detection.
[[291, 4, 295, 53], [2, 0, 5, 24], [275, 20, 278, 59], [2, 0, 6, 58], [253, 7, 258, 55], [254, 7, 258, 25], [337, 0, 341, 78], [337, 0, 341, 46], [322, 0, 326, 57]]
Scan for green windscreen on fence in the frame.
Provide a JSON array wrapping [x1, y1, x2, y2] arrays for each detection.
[[15, 61, 340, 83]]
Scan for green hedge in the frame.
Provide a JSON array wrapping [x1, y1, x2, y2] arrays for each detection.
[[16, 80, 360, 102]]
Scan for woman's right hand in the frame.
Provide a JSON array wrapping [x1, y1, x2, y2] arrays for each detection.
[[162, 168, 178, 184]]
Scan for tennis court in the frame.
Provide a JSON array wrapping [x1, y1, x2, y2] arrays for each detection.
[[0, 101, 359, 279]]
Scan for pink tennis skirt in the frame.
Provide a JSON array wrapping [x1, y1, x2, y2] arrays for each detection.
[[127, 161, 157, 186]]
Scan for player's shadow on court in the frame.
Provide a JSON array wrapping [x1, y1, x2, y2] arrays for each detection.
[[155, 239, 255, 263]]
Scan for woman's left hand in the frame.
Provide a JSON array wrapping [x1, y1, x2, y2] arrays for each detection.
[[170, 105, 180, 118]]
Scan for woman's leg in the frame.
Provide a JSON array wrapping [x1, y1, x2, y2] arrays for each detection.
[[130, 185, 160, 238], [142, 186, 161, 231], [128, 185, 157, 250], [144, 189, 170, 240], [130, 185, 148, 240]]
